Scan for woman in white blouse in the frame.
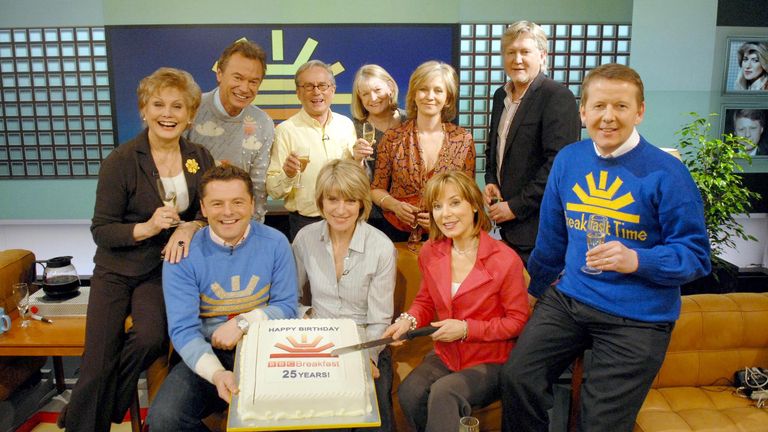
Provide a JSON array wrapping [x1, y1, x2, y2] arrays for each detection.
[[292, 158, 397, 432]]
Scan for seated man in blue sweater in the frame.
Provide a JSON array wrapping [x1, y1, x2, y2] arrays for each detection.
[[148, 164, 298, 431], [500, 63, 711, 432]]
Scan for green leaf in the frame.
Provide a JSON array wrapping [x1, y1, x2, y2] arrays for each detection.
[[676, 113, 762, 260]]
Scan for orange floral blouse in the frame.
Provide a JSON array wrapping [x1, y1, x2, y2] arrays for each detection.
[[371, 119, 476, 205]]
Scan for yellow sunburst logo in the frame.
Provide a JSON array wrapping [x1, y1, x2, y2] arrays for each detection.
[[199, 275, 270, 317], [566, 170, 640, 223]]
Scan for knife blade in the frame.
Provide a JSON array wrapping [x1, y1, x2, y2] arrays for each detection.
[[330, 325, 438, 357]]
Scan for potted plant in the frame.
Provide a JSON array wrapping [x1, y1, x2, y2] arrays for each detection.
[[677, 112, 761, 294]]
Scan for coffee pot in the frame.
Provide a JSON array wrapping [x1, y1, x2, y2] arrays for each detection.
[[36, 256, 81, 299]]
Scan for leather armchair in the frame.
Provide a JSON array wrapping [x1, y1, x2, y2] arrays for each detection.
[[0, 249, 46, 401]]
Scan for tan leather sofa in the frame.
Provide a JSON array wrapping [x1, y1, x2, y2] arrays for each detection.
[[634, 293, 768, 431]]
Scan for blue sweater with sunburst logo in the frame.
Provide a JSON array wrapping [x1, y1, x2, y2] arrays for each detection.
[[528, 137, 711, 322], [163, 221, 297, 382]]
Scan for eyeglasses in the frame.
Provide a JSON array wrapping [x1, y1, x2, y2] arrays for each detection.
[[299, 82, 332, 92]]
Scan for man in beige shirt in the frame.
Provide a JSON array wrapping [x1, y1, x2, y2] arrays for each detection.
[[266, 60, 357, 240]]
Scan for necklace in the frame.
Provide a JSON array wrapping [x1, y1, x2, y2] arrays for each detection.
[[151, 148, 181, 177], [452, 237, 478, 255]]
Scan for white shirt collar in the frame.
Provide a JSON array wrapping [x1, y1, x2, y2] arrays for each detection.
[[318, 220, 365, 253], [212, 88, 246, 120], [593, 128, 640, 158], [208, 223, 251, 247]]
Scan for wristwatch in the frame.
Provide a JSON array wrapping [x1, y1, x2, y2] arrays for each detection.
[[235, 315, 250, 334]]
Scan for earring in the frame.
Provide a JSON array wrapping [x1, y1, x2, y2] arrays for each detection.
[[473, 209, 477, 213]]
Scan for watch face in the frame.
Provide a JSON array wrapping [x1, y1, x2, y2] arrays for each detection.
[[237, 318, 249, 332]]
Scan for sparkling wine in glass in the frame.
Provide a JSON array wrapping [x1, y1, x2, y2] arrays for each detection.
[[489, 196, 502, 240], [156, 178, 177, 209], [12, 283, 30, 328], [459, 416, 480, 432], [581, 214, 608, 275], [294, 151, 310, 189], [362, 121, 376, 161], [407, 210, 424, 253]]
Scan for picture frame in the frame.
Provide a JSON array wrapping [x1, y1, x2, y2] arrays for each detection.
[[723, 37, 768, 94], [721, 104, 768, 157]]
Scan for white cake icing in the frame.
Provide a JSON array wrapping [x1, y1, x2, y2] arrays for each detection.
[[237, 318, 371, 421]]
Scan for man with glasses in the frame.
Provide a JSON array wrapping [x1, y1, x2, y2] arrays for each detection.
[[267, 60, 358, 240], [186, 39, 274, 222]]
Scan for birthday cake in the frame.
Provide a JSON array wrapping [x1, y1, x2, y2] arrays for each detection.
[[237, 318, 371, 421]]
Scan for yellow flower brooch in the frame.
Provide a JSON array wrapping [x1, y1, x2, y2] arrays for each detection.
[[185, 158, 200, 174]]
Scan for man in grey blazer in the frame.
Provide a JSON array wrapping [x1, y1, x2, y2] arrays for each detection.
[[484, 20, 581, 263]]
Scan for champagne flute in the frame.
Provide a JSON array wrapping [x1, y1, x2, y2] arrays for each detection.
[[12, 283, 30, 328], [294, 149, 310, 189], [581, 214, 608, 275], [407, 209, 423, 253], [488, 196, 501, 239], [459, 416, 480, 432], [156, 178, 177, 209], [156, 178, 180, 227], [361, 121, 376, 162]]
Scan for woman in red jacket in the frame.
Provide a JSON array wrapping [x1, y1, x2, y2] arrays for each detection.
[[381, 170, 529, 432]]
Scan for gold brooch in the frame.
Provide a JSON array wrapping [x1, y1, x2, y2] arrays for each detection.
[[185, 158, 200, 174]]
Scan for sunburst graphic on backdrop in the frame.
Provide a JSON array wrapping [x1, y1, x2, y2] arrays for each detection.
[[213, 31, 350, 121]]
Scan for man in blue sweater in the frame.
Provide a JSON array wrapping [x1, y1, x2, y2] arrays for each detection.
[[501, 64, 711, 431], [148, 164, 297, 431]]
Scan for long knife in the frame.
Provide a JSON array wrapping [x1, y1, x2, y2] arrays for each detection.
[[330, 325, 438, 357]]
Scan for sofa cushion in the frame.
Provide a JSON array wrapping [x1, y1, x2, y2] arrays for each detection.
[[636, 293, 768, 432], [635, 386, 768, 431], [652, 294, 768, 389]]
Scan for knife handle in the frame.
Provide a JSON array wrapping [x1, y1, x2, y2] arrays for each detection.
[[403, 325, 438, 340]]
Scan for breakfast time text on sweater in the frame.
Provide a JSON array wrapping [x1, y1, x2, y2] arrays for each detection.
[[564, 170, 647, 242]]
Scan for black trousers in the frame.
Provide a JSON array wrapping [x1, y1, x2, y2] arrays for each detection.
[[500, 287, 673, 432], [65, 265, 167, 432]]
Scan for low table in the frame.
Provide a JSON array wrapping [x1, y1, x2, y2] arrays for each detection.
[[0, 311, 85, 393]]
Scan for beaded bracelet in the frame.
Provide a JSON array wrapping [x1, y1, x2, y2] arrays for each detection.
[[461, 320, 468, 341], [395, 312, 417, 331]]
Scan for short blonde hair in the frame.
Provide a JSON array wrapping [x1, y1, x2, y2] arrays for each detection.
[[501, 21, 549, 72], [423, 170, 490, 241], [315, 159, 372, 222], [351, 64, 400, 121], [137, 67, 202, 122], [405, 61, 458, 121]]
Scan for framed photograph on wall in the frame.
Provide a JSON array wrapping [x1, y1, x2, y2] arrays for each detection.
[[723, 37, 768, 94], [721, 105, 768, 156]]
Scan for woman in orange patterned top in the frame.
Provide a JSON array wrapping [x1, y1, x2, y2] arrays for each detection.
[[371, 61, 476, 242]]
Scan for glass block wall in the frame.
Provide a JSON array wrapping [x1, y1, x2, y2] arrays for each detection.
[[0, 27, 113, 178], [458, 23, 632, 180]]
